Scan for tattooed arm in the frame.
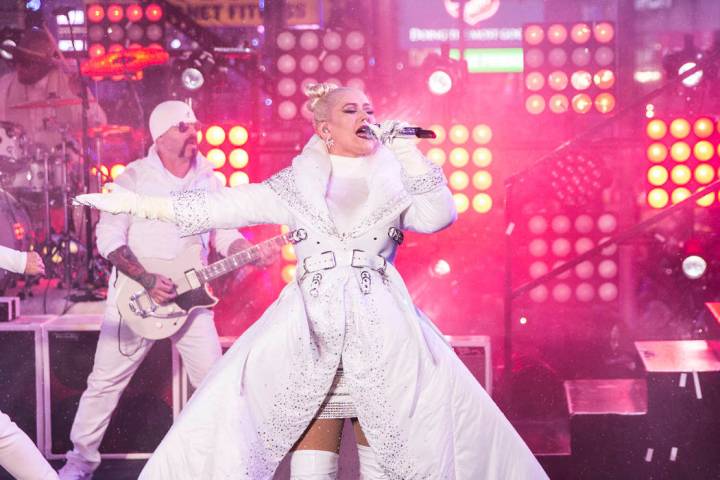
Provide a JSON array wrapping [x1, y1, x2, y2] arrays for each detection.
[[107, 245, 176, 304]]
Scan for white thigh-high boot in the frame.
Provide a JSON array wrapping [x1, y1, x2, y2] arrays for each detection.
[[357, 445, 387, 479], [289, 450, 339, 479]]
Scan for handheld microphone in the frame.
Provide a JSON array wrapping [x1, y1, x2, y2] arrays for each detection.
[[371, 124, 437, 139]]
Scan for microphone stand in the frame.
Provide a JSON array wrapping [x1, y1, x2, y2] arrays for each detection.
[[64, 15, 104, 302]]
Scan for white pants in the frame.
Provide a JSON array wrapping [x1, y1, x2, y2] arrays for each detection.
[[65, 305, 221, 470], [0, 410, 58, 480]]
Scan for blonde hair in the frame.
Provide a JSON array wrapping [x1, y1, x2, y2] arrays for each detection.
[[304, 82, 355, 125]]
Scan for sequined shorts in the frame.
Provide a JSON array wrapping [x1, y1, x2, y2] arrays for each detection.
[[316, 366, 357, 419]]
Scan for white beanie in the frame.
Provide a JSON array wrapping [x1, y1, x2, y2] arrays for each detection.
[[149, 100, 198, 141]]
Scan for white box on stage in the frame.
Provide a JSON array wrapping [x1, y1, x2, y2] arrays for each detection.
[[446, 335, 493, 396], [0, 315, 57, 450], [42, 314, 183, 459]]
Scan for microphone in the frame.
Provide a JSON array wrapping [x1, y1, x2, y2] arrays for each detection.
[[371, 124, 437, 139]]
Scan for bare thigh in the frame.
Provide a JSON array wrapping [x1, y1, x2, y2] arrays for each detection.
[[352, 418, 369, 447], [293, 418, 344, 453]]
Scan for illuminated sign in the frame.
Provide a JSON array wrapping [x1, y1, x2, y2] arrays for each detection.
[[444, 0, 501, 26], [166, 0, 326, 27]]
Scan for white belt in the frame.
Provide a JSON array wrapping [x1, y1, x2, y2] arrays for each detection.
[[301, 249, 387, 275]]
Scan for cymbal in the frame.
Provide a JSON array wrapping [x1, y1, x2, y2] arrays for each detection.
[[81, 46, 169, 77], [11, 97, 93, 110], [88, 124, 132, 138]]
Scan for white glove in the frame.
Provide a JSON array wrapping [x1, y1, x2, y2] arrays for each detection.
[[367, 120, 431, 175], [73, 182, 175, 221]]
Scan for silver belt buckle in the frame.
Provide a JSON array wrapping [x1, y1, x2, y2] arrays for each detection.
[[303, 251, 337, 273]]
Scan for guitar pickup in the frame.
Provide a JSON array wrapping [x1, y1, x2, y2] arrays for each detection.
[[184, 269, 201, 289]]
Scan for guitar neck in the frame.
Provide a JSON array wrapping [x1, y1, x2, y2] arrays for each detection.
[[197, 233, 291, 283]]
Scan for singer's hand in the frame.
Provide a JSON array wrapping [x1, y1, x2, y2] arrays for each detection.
[[368, 120, 424, 163]]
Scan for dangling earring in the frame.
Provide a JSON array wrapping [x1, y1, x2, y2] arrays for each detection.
[[324, 136, 334, 150]]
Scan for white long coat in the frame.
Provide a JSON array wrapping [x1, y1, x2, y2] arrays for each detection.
[[139, 136, 548, 479]]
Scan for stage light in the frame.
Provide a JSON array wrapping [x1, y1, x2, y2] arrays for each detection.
[[526, 94, 545, 114], [594, 93, 615, 113], [670, 118, 691, 138], [87, 5, 105, 23], [694, 141, 714, 161], [682, 255, 707, 280], [575, 261, 594, 279], [449, 147, 469, 167], [552, 283, 572, 303], [548, 48, 568, 67], [671, 187, 691, 204], [593, 22, 614, 43], [449, 125, 469, 144], [213, 171, 227, 186], [345, 31, 366, 50], [570, 71, 592, 90], [571, 47, 591, 67], [426, 148, 446, 166], [428, 125, 446, 145], [529, 286, 548, 303], [697, 190, 714, 207], [281, 244, 296, 261], [449, 171, 469, 190], [427, 70, 453, 96], [472, 171, 492, 190], [694, 164, 714, 184], [524, 48, 544, 68], [594, 46, 614, 66], [207, 148, 226, 169], [670, 142, 691, 162], [647, 165, 668, 186], [205, 126, 225, 146], [107, 4, 123, 22], [323, 30, 342, 50], [663, 34, 704, 88], [88, 43, 105, 58], [549, 94, 569, 113], [646, 119, 667, 139], [432, 259, 451, 277], [528, 215, 548, 235], [126, 4, 143, 22], [528, 239, 548, 258], [229, 171, 250, 186], [472, 147, 492, 167], [277, 54, 296, 74], [552, 215, 571, 233], [548, 71, 569, 90], [529, 261, 549, 278], [281, 264, 296, 283], [576, 283, 594, 302], [472, 193, 492, 213], [647, 143, 668, 163], [525, 71, 545, 91], [670, 165, 691, 184], [524, 25, 544, 45], [593, 69, 615, 89], [570, 23, 591, 44], [145, 3, 163, 22], [277, 77, 298, 97], [323, 54, 342, 74], [647, 188, 669, 208], [110, 164, 126, 180], [453, 193, 469, 213], [278, 101, 297, 120], [300, 31, 319, 50], [345, 55, 365, 74], [276, 31, 295, 51], [228, 126, 249, 146], [597, 213, 617, 233], [471, 124, 492, 144], [693, 118, 714, 138], [571, 93, 592, 114], [229, 149, 249, 169], [679, 62, 703, 87], [547, 24, 568, 44]]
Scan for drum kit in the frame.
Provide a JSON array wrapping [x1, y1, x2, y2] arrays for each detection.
[[0, 97, 134, 293]]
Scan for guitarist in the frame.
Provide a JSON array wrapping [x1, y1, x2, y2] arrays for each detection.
[[58, 101, 256, 480]]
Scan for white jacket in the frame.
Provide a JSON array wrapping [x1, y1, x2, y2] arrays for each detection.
[[140, 136, 548, 479], [0, 245, 25, 274]]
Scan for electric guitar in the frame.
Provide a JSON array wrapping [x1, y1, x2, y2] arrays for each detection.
[[116, 229, 306, 340]]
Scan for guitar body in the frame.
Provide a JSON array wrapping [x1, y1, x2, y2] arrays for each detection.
[[116, 245, 218, 340]]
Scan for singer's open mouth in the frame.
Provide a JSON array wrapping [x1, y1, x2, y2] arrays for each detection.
[[355, 125, 374, 139]]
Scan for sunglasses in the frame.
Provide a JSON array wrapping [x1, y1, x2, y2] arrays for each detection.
[[177, 122, 201, 133]]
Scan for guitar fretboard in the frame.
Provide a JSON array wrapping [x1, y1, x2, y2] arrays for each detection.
[[197, 233, 292, 283]]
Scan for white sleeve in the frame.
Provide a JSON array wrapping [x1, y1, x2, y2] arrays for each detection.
[[0, 245, 27, 274], [172, 183, 293, 236], [399, 165, 457, 234], [95, 169, 135, 259]]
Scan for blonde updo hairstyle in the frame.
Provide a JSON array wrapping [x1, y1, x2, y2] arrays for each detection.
[[304, 82, 356, 128]]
